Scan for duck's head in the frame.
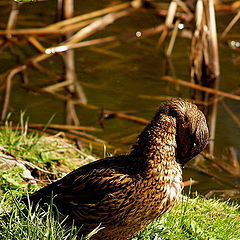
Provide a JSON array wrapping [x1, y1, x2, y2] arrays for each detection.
[[157, 98, 209, 165]]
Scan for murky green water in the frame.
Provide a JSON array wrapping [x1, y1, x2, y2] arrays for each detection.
[[0, 1, 240, 197]]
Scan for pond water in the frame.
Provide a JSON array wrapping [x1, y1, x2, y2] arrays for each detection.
[[0, 0, 240, 198]]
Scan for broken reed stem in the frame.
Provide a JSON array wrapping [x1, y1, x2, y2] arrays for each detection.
[[208, 87, 240, 105], [190, 0, 220, 154], [215, 1, 240, 11], [205, 0, 220, 155], [46, 9, 133, 54], [0, 122, 102, 132], [51, 24, 165, 52], [27, 36, 45, 52], [207, 0, 220, 78], [161, 76, 240, 101], [166, 19, 180, 56], [0, 19, 96, 36], [157, 0, 177, 49], [6, 1, 19, 38], [46, 2, 131, 30], [0, 2, 131, 36], [28, 123, 102, 131], [221, 11, 240, 39], [43, 80, 73, 91], [104, 112, 149, 125], [138, 94, 206, 105]]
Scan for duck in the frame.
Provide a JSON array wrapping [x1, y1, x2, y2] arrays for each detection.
[[23, 98, 209, 240]]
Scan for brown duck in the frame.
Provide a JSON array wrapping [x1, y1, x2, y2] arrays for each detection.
[[24, 98, 209, 240]]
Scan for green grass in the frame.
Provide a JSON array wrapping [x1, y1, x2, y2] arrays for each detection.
[[0, 193, 79, 240], [0, 125, 240, 240], [135, 196, 240, 240], [0, 119, 96, 173], [1, 193, 239, 240], [0, 192, 101, 240]]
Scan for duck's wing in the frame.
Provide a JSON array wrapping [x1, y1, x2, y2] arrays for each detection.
[[26, 155, 136, 226]]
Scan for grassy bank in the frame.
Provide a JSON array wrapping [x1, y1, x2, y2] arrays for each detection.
[[0, 127, 239, 240]]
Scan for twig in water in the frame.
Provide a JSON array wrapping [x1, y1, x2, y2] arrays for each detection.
[[0, 3, 131, 36], [138, 94, 206, 105], [157, 0, 177, 49], [30, 123, 101, 132], [26, 36, 45, 52], [103, 112, 148, 125], [48, 24, 165, 52], [0, 19, 96, 36], [161, 76, 240, 101], [205, 0, 220, 155], [0, 121, 102, 132], [221, 11, 240, 39], [166, 19, 180, 56], [45, 9, 133, 54], [46, 2, 131, 30], [42, 80, 73, 92]]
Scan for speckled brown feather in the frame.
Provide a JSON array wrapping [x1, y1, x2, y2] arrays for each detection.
[[23, 98, 209, 240]]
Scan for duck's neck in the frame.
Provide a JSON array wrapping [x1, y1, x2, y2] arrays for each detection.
[[130, 114, 179, 174]]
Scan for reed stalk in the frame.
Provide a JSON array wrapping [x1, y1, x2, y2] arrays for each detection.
[[190, 0, 220, 154], [46, 2, 131, 30], [161, 76, 240, 101], [221, 11, 240, 39], [157, 0, 177, 49], [45, 9, 132, 54]]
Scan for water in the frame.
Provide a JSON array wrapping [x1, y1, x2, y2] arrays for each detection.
[[0, 1, 240, 197]]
